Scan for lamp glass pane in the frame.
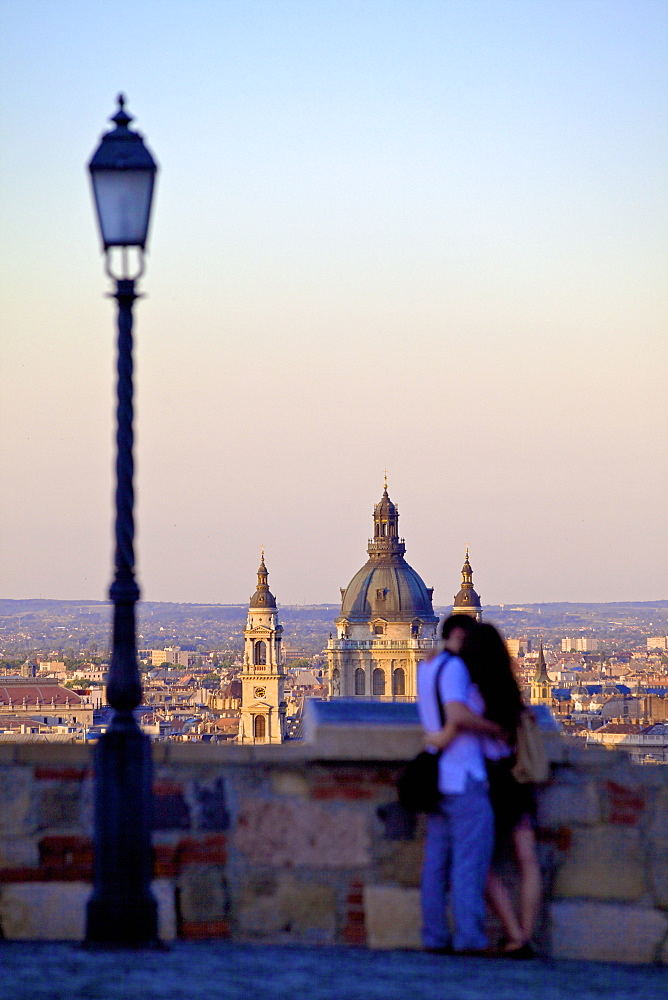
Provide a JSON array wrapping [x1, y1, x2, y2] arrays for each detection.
[[91, 170, 154, 247]]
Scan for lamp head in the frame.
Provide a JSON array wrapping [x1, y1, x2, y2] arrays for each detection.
[[88, 95, 158, 252]]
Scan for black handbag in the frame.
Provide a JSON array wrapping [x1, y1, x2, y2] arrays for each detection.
[[397, 655, 449, 814]]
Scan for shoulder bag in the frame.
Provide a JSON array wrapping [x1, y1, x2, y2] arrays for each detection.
[[397, 654, 449, 813], [511, 707, 550, 784]]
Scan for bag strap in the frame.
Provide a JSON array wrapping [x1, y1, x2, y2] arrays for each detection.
[[434, 652, 450, 728]]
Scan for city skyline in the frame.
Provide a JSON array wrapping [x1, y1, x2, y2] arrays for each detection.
[[1, 0, 666, 606]]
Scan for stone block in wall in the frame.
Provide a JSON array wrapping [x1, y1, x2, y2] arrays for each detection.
[[550, 900, 668, 964], [604, 780, 647, 827], [0, 838, 39, 869], [192, 777, 230, 831], [376, 801, 417, 841], [310, 766, 397, 802], [154, 879, 178, 941], [237, 875, 336, 943], [272, 771, 310, 797], [649, 843, 668, 910], [553, 825, 646, 902], [178, 864, 228, 924], [153, 780, 190, 831], [647, 788, 668, 846], [364, 885, 421, 950], [235, 798, 371, 868], [35, 781, 82, 831], [376, 840, 423, 888], [536, 779, 600, 828], [0, 768, 34, 836], [0, 879, 176, 941]]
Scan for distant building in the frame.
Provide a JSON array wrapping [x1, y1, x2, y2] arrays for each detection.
[[327, 483, 438, 700], [38, 661, 67, 677], [647, 637, 668, 652], [238, 554, 287, 744], [21, 657, 38, 678], [0, 677, 94, 727], [150, 647, 191, 668], [452, 548, 482, 620], [507, 638, 531, 658], [562, 637, 599, 653]]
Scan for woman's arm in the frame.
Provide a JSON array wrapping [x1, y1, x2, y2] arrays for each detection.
[[425, 700, 504, 749]]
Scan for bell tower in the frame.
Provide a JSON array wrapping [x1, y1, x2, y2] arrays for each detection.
[[452, 547, 482, 620], [238, 552, 286, 743], [530, 641, 553, 706]]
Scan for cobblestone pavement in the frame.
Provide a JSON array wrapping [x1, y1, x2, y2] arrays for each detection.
[[0, 942, 665, 1000]]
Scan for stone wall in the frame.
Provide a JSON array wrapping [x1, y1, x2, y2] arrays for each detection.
[[0, 732, 667, 964]]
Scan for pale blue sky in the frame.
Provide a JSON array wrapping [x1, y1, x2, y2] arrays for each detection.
[[1, 0, 666, 606]]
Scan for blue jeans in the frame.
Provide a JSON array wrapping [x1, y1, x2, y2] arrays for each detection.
[[421, 777, 494, 951]]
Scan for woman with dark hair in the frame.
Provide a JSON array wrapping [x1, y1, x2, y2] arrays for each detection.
[[426, 622, 541, 958]]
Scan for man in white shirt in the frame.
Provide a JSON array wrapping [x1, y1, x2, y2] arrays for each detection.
[[417, 615, 500, 954]]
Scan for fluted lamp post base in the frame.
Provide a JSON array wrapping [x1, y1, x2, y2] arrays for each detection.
[[85, 714, 158, 946]]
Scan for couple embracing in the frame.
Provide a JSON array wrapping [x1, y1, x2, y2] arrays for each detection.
[[417, 614, 541, 958]]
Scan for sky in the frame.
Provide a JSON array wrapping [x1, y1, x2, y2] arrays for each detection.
[[0, 0, 666, 608]]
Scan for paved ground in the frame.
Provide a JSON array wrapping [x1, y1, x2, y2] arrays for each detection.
[[0, 942, 665, 1000]]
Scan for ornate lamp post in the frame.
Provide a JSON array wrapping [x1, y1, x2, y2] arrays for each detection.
[[85, 96, 159, 946]]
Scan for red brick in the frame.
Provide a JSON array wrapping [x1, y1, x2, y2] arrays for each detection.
[[0, 867, 40, 883], [35, 767, 88, 781], [177, 834, 227, 867], [39, 835, 94, 869], [154, 779, 184, 796], [153, 843, 179, 877], [180, 919, 230, 940], [536, 826, 572, 851], [343, 926, 366, 945], [311, 767, 397, 801], [343, 878, 367, 946], [0, 865, 92, 883], [606, 781, 646, 826]]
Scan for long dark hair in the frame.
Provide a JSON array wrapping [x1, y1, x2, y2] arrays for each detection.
[[461, 623, 523, 741]]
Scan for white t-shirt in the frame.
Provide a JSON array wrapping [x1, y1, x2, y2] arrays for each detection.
[[417, 651, 488, 794]]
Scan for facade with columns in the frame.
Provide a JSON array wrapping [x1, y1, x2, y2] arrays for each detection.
[[238, 555, 287, 743], [327, 486, 439, 700]]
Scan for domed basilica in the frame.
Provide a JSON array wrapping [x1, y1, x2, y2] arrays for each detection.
[[327, 483, 439, 699]]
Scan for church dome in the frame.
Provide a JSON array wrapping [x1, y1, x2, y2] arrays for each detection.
[[453, 587, 480, 608], [341, 560, 435, 621], [338, 486, 436, 625]]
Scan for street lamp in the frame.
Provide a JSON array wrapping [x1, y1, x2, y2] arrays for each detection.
[[85, 95, 160, 946]]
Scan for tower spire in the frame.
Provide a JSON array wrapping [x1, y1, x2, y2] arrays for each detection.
[[534, 640, 550, 682], [250, 550, 276, 608], [368, 482, 405, 560], [452, 547, 482, 619]]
